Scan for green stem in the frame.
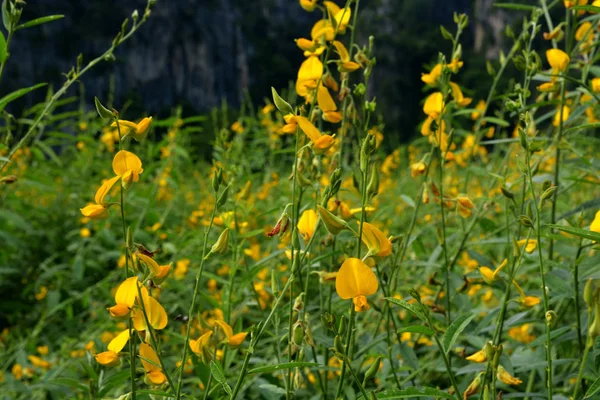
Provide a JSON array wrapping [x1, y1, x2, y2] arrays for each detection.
[[573, 328, 592, 399], [0, 7, 152, 172], [525, 150, 553, 400], [175, 201, 218, 399]]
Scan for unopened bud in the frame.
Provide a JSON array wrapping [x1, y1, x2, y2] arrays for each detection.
[[216, 185, 229, 208], [292, 321, 305, 346], [210, 228, 229, 255], [545, 310, 557, 327], [317, 205, 348, 235], [293, 292, 304, 312]]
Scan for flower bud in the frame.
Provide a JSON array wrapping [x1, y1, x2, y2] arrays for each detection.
[[293, 292, 304, 312], [271, 87, 294, 115], [317, 205, 348, 235], [464, 372, 483, 399], [210, 228, 229, 255], [292, 321, 305, 346], [363, 356, 382, 384], [216, 185, 229, 208]]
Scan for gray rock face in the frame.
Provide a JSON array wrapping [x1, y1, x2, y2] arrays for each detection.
[[8, 0, 493, 143]]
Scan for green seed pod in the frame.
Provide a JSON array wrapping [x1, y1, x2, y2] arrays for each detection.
[[94, 96, 113, 119], [367, 164, 380, 198], [333, 335, 345, 356], [338, 315, 346, 336], [584, 279, 595, 309], [363, 356, 382, 382]]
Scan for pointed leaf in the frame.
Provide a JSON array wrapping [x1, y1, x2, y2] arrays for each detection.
[[16, 15, 64, 30], [385, 297, 427, 322], [0, 83, 47, 113], [547, 224, 600, 242], [442, 312, 475, 354]]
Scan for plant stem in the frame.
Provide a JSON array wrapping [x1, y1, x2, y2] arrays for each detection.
[[175, 201, 218, 399]]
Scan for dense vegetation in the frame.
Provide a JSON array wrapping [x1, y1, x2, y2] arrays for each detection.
[[2, 0, 600, 399]]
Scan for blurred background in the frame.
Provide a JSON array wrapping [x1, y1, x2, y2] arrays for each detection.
[[8, 0, 535, 148]]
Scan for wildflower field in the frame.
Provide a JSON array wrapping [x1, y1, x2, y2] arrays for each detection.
[[4, 0, 600, 399]]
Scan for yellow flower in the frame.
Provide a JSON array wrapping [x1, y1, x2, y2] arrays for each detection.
[[479, 267, 495, 284], [80, 175, 121, 219], [12, 364, 23, 380], [317, 86, 342, 123], [592, 78, 600, 93], [295, 115, 335, 153], [512, 280, 541, 307], [410, 161, 426, 178], [517, 238, 537, 253], [35, 286, 48, 301], [332, 40, 360, 72], [335, 258, 379, 312], [421, 64, 442, 85], [37, 345, 49, 356], [296, 56, 323, 98], [78, 226, 91, 238], [323, 1, 351, 34], [190, 331, 213, 364], [508, 324, 535, 344], [423, 92, 444, 119], [497, 365, 522, 385], [132, 289, 168, 335], [546, 48, 570, 73], [479, 259, 507, 284], [214, 320, 248, 348], [28, 355, 51, 369], [552, 105, 570, 127], [359, 221, 392, 257], [591, 210, 600, 232], [471, 99, 486, 120], [112, 150, 144, 187], [139, 343, 167, 385], [112, 117, 153, 141], [137, 253, 171, 284], [449, 82, 472, 107], [299, 0, 318, 12], [466, 349, 487, 363], [298, 208, 319, 241]]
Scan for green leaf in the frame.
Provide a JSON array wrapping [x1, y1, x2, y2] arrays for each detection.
[[210, 360, 232, 396], [564, 122, 600, 135], [372, 386, 454, 399], [385, 297, 428, 322], [94, 96, 113, 119], [547, 224, 600, 242], [46, 377, 90, 393], [0, 31, 6, 64], [2, 0, 9, 31], [573, 5, 600, 12], [440, 25, 454, 41], [482, 116, 510, 127], [271, 87, 294, 115], [585, 376, 600, 398], [442, 312, 475, 354], [0, 83, 47, 113], [401, 194, 416, 208], [493, 3, 538, 11], [397, 326, 435, 336], [16, 15, 64, 30], [248, 362, 318, 375], [98, 370, 131, 397]]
